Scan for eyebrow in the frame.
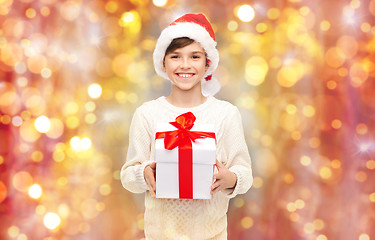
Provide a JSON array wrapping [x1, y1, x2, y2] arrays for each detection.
[[191, 51, 205, 54], [169, 50, 205, 55]]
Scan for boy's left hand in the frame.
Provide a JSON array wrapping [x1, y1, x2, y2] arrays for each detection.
[[211, 160, 237, 195]]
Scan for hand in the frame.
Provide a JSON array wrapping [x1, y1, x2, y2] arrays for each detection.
[[211, 160, 237, 195], [144, 162, 156, 198]]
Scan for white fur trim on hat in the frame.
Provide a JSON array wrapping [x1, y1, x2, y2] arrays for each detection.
[[201, 75, 220, 96], [153, 21, 220, 96]]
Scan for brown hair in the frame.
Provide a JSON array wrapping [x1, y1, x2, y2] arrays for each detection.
[[165, 37, 195, 56], [163, 37, 209, 67]]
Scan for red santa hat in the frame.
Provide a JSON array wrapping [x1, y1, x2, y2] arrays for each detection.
[[153, 13, 220, 96]]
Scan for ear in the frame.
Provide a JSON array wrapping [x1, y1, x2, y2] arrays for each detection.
[[162, 59, 166, 72]]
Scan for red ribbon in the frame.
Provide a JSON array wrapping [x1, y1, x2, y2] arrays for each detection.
[[155, 112, 216, 199]]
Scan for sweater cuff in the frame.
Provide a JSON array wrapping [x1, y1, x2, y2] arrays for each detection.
[[224, 168, 242, 198], [136, 160, 154, 191]]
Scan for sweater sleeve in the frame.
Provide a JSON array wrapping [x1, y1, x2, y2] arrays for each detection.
[[222, 106, 253, 198], [120, 107, 153, 194]]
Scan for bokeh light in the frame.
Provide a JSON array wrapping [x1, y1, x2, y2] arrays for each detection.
[[236, 5, 255, 23], [43, 212, 61, 230], [34, 116, 51, 133], [28, 184, 43, 199], [70, 136, 92, 151], [359, 234, 370, 240], [245, 56, 268, 86], [88, 84, 102, 99], [0, 181, 7, 204], [153, 0, 168, 7], [12, 171, 33, 192]]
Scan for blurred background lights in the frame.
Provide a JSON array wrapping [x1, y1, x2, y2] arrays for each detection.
[[320, 20, 331, 31], [70, 136, 92, 151], [28, 184, 42, 199], [317, 235, 328, 240], [70, 136, 81, 150], [31, 151, 44, 162], [88, 83, 102, 99], [302, 105, 315, 117], [343, 6, 356, 25], [350, 0, 361, 9], [12, 116, 23, 127], [252, 177, 263, 188], [0, 181, 7, 204], [34, 116, 51, 133], [366, 160, 375, 170], [81, 137, 92, 150], [153, 0, 167, 7], [320, 167, 332, 179], [245, 56, 268, 86], [369, 193, 375, 202], [7, 226, 19, 238], [256, 23, 268, 33], [43, 212, 61, 230], [1, 1, 375, 239], [64, 102, 79, 115], [40, 6, 50, 16], [58, 204, 70, 218], [102, 110, 122, 122], [105, 1, 118, 13], [236, 4, 255, 22], [12, 171, 33, 193], [241, 216, 254, 229], [121, 11, 135, 23], [359, 143, 371, 152], [300, 156, 311, 166], [65, 116, 80, 129], [267, 8, 280, 20], [289, 212, 299, 222], [227, 21, 238, 31], [359, 233, 370, 240], [46, 118, 64, 139], [41, 68, 52, 78]]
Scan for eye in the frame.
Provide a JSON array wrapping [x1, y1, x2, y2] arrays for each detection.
[[192, 55, 201, 59], [170, 55, 179, 59]]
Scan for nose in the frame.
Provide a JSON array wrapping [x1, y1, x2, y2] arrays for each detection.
[[180, 57, 191, 69]]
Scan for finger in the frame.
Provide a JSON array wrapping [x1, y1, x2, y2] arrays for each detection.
[[148, 170, 156, 190], [213, 171, 222, 181], [146, 180, 152, 192], [145, 171, 156, 198], [150, 175, 156, 192], [150, 182, 156, 198], [211, 183, 225, 195], [211, 179, 221, 190], [216, 159, 225, 170], [150, 162, 156, 170], [211, 185, 221, 195], [146, 178, 155, 197], [212, 185, 224, 194]]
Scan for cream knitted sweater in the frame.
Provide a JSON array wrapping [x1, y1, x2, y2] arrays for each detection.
[[121, 96, 253, 240]]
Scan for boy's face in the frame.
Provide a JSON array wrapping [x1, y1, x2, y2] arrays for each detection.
[[163, 42, 208, 93]]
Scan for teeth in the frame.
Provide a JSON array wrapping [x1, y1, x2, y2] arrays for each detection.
[[179, 73, 193, 78]]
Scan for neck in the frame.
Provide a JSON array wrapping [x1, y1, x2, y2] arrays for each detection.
[[166, 86, 207, 108]]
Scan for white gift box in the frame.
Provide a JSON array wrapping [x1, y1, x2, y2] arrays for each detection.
[[155, 122, 216, 199]]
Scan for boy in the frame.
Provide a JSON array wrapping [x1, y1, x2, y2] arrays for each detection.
[[121, 13, 253, 239]]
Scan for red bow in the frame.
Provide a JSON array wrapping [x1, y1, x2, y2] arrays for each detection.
[[155, 112, 215, 198]]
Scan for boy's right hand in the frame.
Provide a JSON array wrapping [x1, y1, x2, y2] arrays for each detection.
[[144, 162, 156, 198]]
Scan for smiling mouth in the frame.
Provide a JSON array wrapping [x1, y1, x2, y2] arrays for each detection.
[[176, 73, 195, 78]]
